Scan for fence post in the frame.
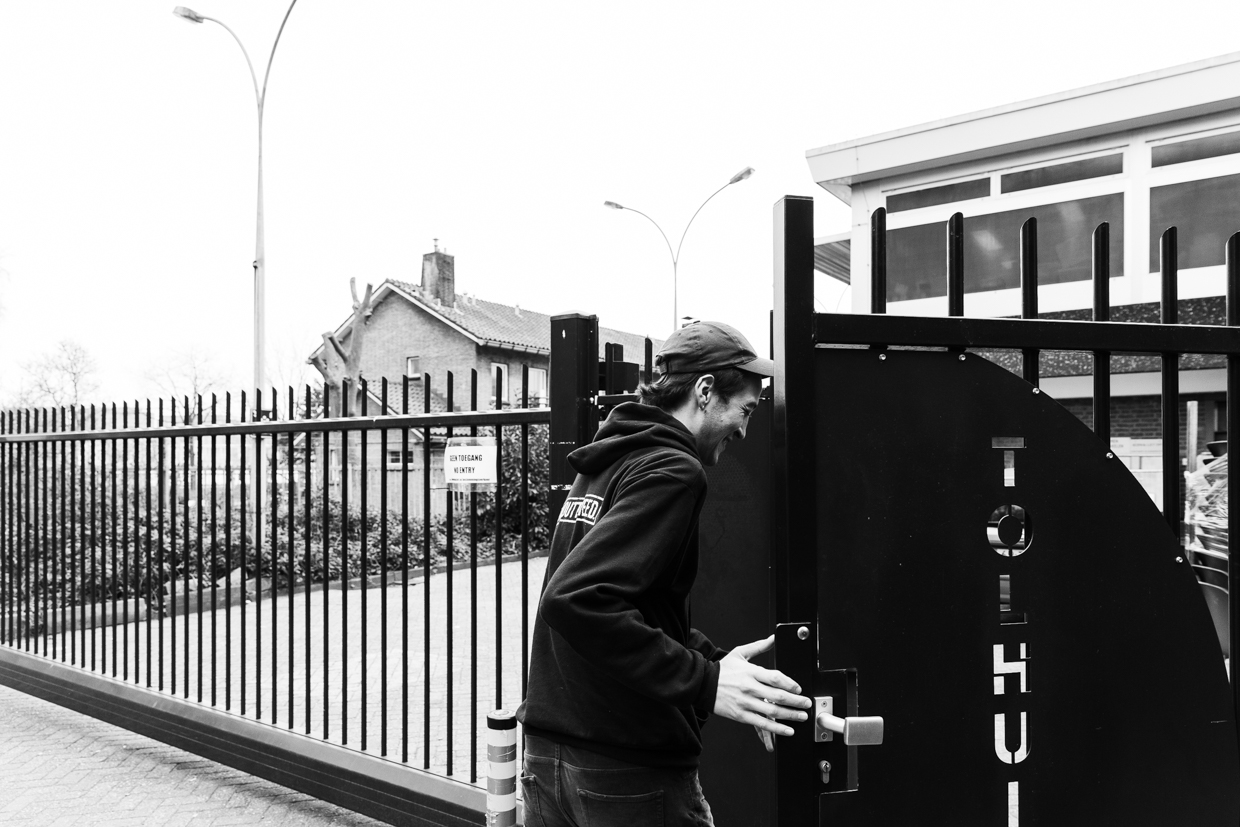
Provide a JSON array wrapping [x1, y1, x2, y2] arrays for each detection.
[[549, 313, 598, 531], [486, 709, 518, 827]]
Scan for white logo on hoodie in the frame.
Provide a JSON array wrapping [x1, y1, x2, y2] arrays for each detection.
[[558, 495, 603, 526]]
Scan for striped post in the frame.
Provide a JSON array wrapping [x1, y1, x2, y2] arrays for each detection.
[[486, 709, 518, 827]]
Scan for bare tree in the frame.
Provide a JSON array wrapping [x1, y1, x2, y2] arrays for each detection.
[[19, 340, 100, 409], [269, 338, 321, 401], [307, 277, 374, 416], [145, 349, 233, 405]]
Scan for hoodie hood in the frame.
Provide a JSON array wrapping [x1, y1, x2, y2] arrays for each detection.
[[568, 402, 700, 475]]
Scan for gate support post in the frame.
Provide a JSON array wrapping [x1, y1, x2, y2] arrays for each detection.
[[772, 195, 819, 827], [1226, 232, 1240, 752], [549, 314, 599, 532]]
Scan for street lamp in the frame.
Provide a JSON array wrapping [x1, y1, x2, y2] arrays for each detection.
[[174, 2, 299, 397], [605, 166, 754, 331]]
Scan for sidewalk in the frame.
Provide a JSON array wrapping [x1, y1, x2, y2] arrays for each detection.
[[0, 681, 389, 826]]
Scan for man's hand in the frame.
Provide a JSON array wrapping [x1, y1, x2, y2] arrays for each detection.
[[712, 635, 812, 752]]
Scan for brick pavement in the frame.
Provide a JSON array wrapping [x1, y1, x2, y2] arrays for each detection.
[[0, 681, 388, 826]]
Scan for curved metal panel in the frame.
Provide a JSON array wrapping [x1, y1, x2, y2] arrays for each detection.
[[815, 348, 1239, 824]]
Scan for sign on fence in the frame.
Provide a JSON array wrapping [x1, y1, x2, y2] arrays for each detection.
[[445, 437, 498, 491]]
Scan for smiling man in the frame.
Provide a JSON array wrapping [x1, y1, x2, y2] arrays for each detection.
[[517, 321, 811, 827]]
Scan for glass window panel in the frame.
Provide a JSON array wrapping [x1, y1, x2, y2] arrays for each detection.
[[1000, 155, 1123, 194], [1149, 174, 1240, 271], [887, 178, 990, 213], [964, 194, 1124, 290], [885, 194, 1124, 302], [527, 367, 549, 407], [1152, 131, 1240, 167], [886, 223, 946, 301]]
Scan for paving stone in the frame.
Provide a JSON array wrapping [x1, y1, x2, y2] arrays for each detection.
[[0, 684, 389, 826]]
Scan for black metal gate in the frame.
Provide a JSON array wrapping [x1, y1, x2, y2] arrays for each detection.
[[768, 195, 1240, 824]]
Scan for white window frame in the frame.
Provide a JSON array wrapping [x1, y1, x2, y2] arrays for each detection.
[[526, 367, 549, 407], [386, 449, 414, 470]]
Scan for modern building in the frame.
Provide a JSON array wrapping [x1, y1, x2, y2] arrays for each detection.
[[808, 52, 1240, 508]]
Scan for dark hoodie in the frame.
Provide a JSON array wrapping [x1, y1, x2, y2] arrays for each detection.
[[516, 402, 726, 768]]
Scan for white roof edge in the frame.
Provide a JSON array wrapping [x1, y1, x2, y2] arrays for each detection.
[[806, 51, 1240, 158], [814, 232, 851, 245], [806, 50, 1240, 186]]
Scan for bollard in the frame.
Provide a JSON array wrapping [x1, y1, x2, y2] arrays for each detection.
[[486, 709, 518, 827]]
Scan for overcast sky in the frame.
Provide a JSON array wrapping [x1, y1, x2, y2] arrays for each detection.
[[1, 0, 1238, 404]]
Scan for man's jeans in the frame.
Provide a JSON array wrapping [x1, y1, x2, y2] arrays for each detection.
[[521, 735, 714, 827]]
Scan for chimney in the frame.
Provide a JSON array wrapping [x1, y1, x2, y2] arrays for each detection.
[[421, 240, 455, 306]]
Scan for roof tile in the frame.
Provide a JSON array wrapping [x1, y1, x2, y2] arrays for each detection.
[[387, 279, 661, 362]]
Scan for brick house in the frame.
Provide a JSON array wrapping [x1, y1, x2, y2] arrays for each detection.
[[308, 247, 660, 518], [312, 247, 657, 410]]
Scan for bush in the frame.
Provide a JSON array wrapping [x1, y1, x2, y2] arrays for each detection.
[[1, 422, 552, 618]]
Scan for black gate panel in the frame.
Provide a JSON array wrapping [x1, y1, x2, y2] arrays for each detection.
[[814, 347, 1238, 825]]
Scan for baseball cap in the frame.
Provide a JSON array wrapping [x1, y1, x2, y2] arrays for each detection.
[[654, 321, 775, 379]]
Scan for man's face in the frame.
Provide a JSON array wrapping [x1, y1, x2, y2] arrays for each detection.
[[696, 373, 763, 466]]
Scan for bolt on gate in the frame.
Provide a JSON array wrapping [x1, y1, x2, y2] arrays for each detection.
[[747, 195, 1240, 825]]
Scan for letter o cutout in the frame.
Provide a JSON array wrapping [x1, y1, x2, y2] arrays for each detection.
[[987, 505, 1033, 557]]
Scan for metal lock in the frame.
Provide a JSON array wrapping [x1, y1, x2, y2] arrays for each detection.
[[819, 759, 831, 785]]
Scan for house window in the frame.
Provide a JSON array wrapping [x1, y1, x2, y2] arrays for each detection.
[[406, 356, 421, 379], [491, 363, 509, 407], [386, 449, 415, 469], [1149, 173, 1240, 272], [527, 367, 549, 407], [885, 193, 1125, 302]]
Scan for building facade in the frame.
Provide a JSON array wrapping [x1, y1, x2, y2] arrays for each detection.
[[808, 52, 1240, 507], [308, 247, 659, 517]]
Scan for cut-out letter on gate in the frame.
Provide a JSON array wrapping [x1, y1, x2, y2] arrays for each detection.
[[995, 712, 1031, 764], [993, 643, 1029, 694]]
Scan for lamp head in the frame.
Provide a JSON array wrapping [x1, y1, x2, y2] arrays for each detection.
[[728, 167, 755, 185], [173, 6, 205, 23], [603, 201, 625, 210]]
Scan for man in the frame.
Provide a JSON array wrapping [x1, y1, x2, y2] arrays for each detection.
[[517, 321, 812, 826]]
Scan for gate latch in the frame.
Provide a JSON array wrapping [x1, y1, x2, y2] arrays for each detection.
[[814, 696, 884, 746]]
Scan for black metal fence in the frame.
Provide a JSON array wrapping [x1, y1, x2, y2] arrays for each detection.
[[0, 368, 550, 785], [865, 209, 1238, 546]]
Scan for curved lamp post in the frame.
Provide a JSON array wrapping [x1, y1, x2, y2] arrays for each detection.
[[605, 166, 754, 331], [174, 2, 299, 397]]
